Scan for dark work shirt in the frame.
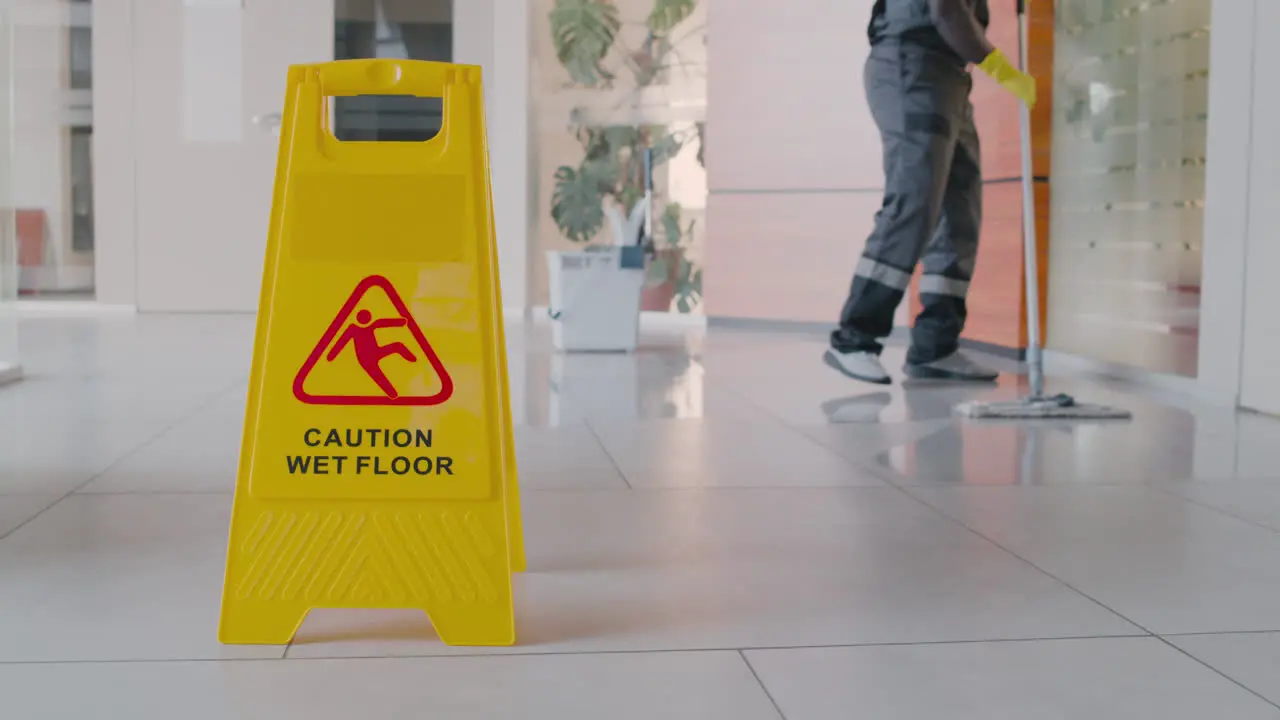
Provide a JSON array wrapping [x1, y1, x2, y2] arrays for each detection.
[[868, 0, 991, 64]]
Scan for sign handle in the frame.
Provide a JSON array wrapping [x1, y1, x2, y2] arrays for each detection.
[[314, 58, 454, 98]]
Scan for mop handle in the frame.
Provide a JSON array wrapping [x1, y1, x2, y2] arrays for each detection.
[[642, 147, 654, 243], [1016, 0, 1045, 399]]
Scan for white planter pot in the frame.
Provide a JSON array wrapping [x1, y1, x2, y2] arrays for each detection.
[[546, 246, 646, 353]]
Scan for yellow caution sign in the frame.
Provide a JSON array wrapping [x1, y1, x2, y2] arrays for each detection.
[[220, 59, 523, 647]]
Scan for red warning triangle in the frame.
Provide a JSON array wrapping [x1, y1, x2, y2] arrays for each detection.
[[292, 275, 453, 406]]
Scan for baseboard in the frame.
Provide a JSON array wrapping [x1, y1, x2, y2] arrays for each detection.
[[641, 310, 706, 329], [707, 316, 1027, 359], [707, 316, 830, 335], [530, 306, 706, 329], [17, 300, 137, 315], [959, 338, 1026, 361]]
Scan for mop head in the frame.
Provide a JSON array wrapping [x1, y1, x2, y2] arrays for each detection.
[[954, 393, 1132, 420]]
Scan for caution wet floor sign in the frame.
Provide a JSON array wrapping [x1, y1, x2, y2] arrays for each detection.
[[220, 60, 523, 647]]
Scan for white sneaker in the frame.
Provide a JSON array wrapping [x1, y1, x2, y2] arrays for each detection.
[[824, 349, 891, 385], [904, 351, 998, 381]]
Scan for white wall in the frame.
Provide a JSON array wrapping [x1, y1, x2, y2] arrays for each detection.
[[1197, 0, 1253, 405], [1198, 0, 1280, 413], [703, 0, 891, 324], [458, 0, 533, 312], [93, 0, 534, 312], [1237, 0, 1280, 414]]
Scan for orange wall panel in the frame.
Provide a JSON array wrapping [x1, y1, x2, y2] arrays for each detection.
[[965, 182, 1027, 349]]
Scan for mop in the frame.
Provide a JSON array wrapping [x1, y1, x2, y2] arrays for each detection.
[[954, 1, 1131, 421]]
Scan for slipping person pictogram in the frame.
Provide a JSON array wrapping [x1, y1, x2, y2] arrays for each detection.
[[293, 274, 453, 406], [326, 309, 416, 399]]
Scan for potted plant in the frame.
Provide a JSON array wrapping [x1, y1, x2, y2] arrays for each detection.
[[546, 0, 705, 314], [645, 202, 702, 313]]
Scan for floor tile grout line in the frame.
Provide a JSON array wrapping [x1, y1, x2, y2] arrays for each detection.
[[0, 495, 63, 543], [896, 482, 1159, 637], [1156, 635, 1280, 711], [845, 455, 1164, 641], [700, 375, 897, 481], [0, 632, 1158, 667], [0, 378, 243, 542], [728, 379, 1276, 490], [75, 486, 241, 491], [59, 485, 929, 499], [1164, 629, 1280, 638], [0, 421, 178, 542], [64, 376, 247, 492], [735, 399, 1216, 490], [583, 419, 633, 490], [1147, 484, 1280, 537], [772, 429, 1248, 641], [738, 650, 789, 720], [706, 365, 1229, 490]]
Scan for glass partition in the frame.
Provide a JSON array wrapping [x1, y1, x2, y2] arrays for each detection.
[[1046, 0, 1210, 376]]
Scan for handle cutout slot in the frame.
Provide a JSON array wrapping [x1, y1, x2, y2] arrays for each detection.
[[330, 94, 443, 142]]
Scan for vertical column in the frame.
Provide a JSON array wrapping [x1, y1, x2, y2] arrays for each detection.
[[0, 8, 21, 383], [1237, 0, 1280, 412], [1198, 0, 1255, 406], [488, 0, 532, 313]]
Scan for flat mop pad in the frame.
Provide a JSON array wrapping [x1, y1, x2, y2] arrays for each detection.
[[955, 393, 1131, 420]]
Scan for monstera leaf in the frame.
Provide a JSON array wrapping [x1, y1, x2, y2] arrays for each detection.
[[649, 130, 685, 165], [552, 164, 608, 243], [601, 125, 642, 155], [659, 202, 684, 247], [647, 0, 696, 33], [550, 0, 621, 86], [675, 260, 702, 313], [695, 122, 706, 168]]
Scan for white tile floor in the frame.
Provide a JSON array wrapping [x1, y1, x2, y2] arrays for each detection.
[[3, 314, 1280, 718]]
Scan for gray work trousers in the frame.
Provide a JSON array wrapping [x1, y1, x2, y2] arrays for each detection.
[[832, 43, 982, 365]]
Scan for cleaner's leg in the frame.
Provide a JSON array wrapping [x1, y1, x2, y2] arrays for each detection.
[[829, 47, 967, 384], [905, 95, 998, 381]]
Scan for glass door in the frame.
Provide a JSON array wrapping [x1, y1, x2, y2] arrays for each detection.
[[332, 0, 453, 142], [9, 0, 96, 301]]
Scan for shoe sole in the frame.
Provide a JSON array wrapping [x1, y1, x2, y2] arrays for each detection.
[[902, 363, 998, 382], [823, 350, 891, 385]]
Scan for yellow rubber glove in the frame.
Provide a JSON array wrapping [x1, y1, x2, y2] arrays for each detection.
[[977, 48, 1037, 108]]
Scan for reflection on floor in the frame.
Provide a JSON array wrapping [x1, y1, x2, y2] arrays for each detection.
[[2, 314, 1280, 718]]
